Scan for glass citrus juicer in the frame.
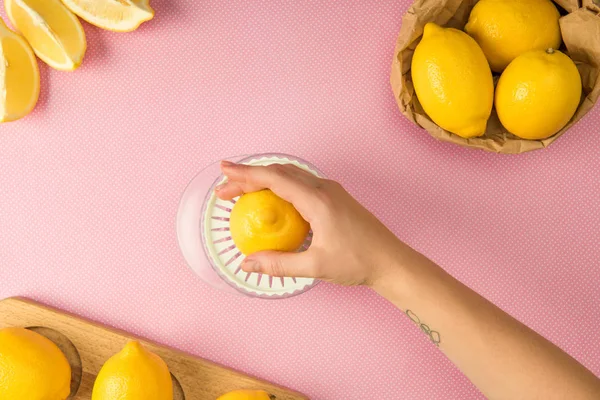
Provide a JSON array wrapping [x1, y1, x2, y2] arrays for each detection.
[[177, 153, 323, 299]]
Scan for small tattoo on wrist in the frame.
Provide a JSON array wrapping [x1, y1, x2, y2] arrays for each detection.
[[406, 310, 441, 346]]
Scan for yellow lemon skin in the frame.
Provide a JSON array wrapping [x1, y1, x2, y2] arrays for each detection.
[[230, 189, 310, 256], [465, 0, 561, 73], [495, 49, 581, 140], [411, 22, 493, 138], [0, 17, 40, 123], [92, 341, 173, 400], [0, 327, 71, 400], [5, 0, 86, 71], [217, 390, 274, 400], [60, 0, 154, 33]]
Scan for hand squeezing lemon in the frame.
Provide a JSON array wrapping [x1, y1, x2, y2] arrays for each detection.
[[230, 189, 310, 256]]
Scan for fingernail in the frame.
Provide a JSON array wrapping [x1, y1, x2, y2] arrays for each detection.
[[221, 160, 235, 167], [242, 259, 260, 272], [215, 183, 226, 191]]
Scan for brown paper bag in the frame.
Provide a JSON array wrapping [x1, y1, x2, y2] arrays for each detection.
[[390, 1, 600, 153]]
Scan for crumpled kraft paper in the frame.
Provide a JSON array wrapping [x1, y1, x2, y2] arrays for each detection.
[[390, 0, 600, 153]]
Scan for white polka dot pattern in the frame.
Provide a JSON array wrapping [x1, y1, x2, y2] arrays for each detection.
[[0, 1, 599, 399]]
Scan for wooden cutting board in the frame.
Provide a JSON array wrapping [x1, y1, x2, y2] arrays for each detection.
[[0, 297, 307, 400]]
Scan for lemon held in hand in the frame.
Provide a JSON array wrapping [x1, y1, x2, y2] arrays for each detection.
[[411, 22, 493, 139], [218, 389, 275, 400], [230, 189, 310, 256], [92, 341, 173, 400], [465, 0, 561, 73], [0, 327, 72, 400], [495, 49, 582, 140], [0, 17, 39, 123]]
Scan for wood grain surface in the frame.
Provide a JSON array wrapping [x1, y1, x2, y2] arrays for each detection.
[[0, 297, 308, 400]]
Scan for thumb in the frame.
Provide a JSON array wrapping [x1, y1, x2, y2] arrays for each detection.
[[241, 251, 316, 278]]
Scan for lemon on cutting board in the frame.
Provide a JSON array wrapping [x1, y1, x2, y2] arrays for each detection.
[[465, 0, 561, 73], [61, 0, 154, 33], [217, 389, 275, 400], [411, 22, 493, 139], [0, 327, 72, 400], [92, 341, 173, 400], [5, 0, 86, 71], [230, 189, 310, 256], [0, 17, 39, 122], [495, 49, 582, 140]]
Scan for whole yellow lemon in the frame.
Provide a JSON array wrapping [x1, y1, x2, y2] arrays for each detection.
[[411, 22, 493, 138], [495, 49, 581, 140], [230, 189, 309, 256], [465, 0, 561, 73], [0, 327, 72, 400], [92, 341, 173, 400], [217, 389, 274, 400]]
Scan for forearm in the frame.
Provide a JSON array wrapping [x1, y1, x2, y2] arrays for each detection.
[[218, 162, 600, 397], [374, 244, 600, 400]]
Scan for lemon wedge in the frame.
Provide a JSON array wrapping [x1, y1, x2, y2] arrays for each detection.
[[0, 18, 39, 123], [61, 0, 154, 33], [5, 0, 86, 71]]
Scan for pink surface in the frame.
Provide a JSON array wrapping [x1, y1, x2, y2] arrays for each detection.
[[1, 1, 599, 398]]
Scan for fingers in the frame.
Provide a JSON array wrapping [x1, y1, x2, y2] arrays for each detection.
[[214, 162, 268, 199], [241, 250, 318, 279], [216, 161, 320, 211], [214, 181, 245, 200]]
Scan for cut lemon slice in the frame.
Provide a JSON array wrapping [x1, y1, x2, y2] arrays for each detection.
[[60, 0, 154, 32], [5, 0, 86, 71], [0, 18, 40, 123]]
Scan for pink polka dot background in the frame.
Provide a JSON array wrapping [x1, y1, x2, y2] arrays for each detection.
[[1, 1, 600, 399]]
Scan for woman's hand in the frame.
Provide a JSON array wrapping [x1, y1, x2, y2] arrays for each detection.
[[216, 161, 600, 400], [215, 161, 403, 286]]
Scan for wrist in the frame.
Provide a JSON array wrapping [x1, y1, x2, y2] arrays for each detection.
[[369, 241, 438, 307], [369, 240, 414, 292]]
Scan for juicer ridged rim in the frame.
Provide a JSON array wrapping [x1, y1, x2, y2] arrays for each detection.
[[200, 153, 324, 299]]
